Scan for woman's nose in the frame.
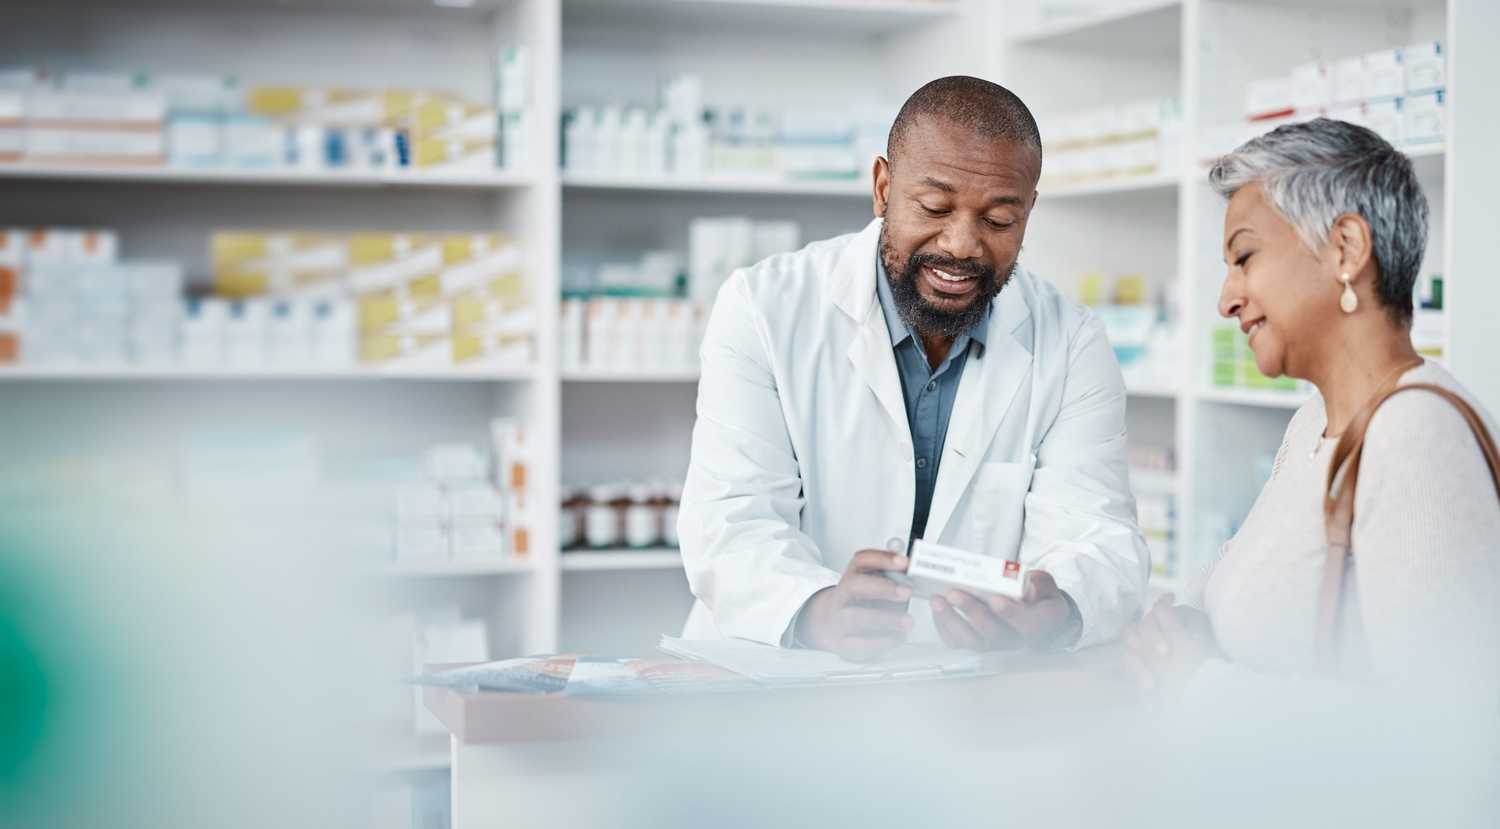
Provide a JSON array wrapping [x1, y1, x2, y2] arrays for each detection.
[[1219, 272, 1244, 319]]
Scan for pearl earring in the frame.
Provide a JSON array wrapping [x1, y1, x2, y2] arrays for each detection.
[[1339, 272, 1358, 314]]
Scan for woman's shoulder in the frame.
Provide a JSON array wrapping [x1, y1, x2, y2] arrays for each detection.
[[1362, 363, 1497, 470]]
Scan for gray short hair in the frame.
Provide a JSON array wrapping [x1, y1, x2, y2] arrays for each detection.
[[1208, 118, 1428, 326]]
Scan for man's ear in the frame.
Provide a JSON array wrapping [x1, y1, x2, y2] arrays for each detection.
[[873, 155, 891, 219]]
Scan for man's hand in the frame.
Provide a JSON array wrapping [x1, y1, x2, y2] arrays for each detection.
[[931, 570, 1078, 651], [1121, 594, 1218, 702], [794, 549, 914, 662]]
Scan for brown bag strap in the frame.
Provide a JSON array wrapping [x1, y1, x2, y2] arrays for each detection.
[[1317, 383, 1500, 672]]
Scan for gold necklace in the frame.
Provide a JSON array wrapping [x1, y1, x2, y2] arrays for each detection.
[[1312, 356, 1426, 461]]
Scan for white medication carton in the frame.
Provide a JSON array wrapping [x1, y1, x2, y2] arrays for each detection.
[[894, 539, 1026, 602]]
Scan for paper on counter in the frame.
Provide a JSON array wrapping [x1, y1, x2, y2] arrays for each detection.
[[658, 636, 983, 684]]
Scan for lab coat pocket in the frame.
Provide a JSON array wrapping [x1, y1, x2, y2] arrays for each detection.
[[967, 460, 1033, 557]]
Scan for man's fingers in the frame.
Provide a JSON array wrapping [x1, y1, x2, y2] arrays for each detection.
[[1022, 569, 1058, 603], [945, 590, 1018, 646], [844, 572, 913, 604], [848, 549, 909, 575], [839, 604, 913, 637], [931, 596, 983, 650], [1138, 605, 1172, 657]]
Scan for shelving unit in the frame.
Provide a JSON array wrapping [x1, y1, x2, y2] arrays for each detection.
[[560, 549, 684, 571], [561, 172, 869, 197], [5, 0, 1497, 805], [0, 365, 540, 381], [0, 162, 536, 189], [379, 559, 537, 578], [561, 368, 699, 383]]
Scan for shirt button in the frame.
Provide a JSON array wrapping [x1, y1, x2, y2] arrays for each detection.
[[916, 457, 928, 469], [926, 380, 937, 392]]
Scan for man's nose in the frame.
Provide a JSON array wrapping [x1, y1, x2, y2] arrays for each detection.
[[936, 218, 983, 261]]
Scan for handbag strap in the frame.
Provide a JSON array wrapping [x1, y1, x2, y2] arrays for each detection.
[[1317, 382, 1500, 672]]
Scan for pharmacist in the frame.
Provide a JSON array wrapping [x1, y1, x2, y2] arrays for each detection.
[[678, 77, 1149, 660]]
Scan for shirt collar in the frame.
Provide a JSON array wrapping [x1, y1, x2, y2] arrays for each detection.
[[875, 250, 990, 350]]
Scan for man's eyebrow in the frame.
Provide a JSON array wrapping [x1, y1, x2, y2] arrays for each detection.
[[918, 176, 957, 193], [989, 195, 1025, 207]]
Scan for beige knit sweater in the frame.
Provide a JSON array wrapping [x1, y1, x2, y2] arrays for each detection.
[[1199, 361, 1500, 684]]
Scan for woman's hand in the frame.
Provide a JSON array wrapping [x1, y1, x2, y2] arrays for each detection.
[[1122, 595, 1220, 702]]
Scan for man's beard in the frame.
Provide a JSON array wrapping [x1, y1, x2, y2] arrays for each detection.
[[879, 224, 1013, 339]]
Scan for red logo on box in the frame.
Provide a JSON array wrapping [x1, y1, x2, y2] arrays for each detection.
[[1003, 560, 1020, 579]]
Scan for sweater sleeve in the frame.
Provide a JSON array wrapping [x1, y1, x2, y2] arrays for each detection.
[[1349, 388, 1500, 684]]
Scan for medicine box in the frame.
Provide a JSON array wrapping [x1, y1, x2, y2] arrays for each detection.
[[898, 539, 1026, 602], [1364, 98, 1403, 146], [1291, 62, 1333, 113], [1402, 90, 1445, 145], [1333, 57, 1365, 104], [1245, 76, 1296, 121], [1362, 49, 1405, 101], [1403, 42, 1445, 95]]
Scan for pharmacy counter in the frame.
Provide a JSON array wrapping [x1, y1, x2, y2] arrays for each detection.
[[424, 648, 1135, 828]]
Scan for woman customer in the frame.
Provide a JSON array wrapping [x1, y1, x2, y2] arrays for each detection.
[[1124, 118, 1500, 697]]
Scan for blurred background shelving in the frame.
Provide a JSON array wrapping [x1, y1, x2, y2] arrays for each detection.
[[2, 1, 1497, 826]]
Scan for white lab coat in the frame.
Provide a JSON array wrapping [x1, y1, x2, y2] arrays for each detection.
[[678, 218, 1148, 648]]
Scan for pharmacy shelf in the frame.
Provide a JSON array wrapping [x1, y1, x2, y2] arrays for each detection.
[[561, 367, 700, 383], [561, 549, 684, 571], [1197, 385, 1312, 411], [562, 172, 869, 198], [0, 365, 539, 382], [1007, 0, 1181, 53], [1043, 172, 1181, 200], [0, 162, 537, 190], [563, 0, 959, 35], [379, 558, 537, 578]]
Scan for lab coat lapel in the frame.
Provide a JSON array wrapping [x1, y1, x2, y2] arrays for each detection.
[[922, 287, 1033, 543], [835, 219, 912, 444], [847, 307, 912, 445]]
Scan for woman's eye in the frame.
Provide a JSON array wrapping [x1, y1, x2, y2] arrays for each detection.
[[1234, 252, 1252, 268]]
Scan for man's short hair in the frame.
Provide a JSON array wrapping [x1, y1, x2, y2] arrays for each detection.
[[887, 76, 1042, 165]]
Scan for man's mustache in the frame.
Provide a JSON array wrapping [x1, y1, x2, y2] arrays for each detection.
[[905, 253, 995, 280]]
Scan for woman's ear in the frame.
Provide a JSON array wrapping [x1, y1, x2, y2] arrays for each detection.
[[1330, 213, 1375, 280]]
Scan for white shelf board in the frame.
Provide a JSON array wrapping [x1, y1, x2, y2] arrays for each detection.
[[562, 367, 700, 383], [0, 365, 538, 382], [563, 0, 959, 35], [561, 549, 684, 571], [0, 162, 537, 190], [378, 558, 537, 578], [1008, 0, 1182, 53], [1197, 385, 1311, 410], [1041, 172, 1181, 200], [562, 172, 869, 198]]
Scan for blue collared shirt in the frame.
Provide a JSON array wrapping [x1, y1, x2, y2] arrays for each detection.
[[875, 255, 990, 542]]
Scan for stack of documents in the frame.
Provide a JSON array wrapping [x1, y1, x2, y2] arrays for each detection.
[[658, 636, 986, 685]]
